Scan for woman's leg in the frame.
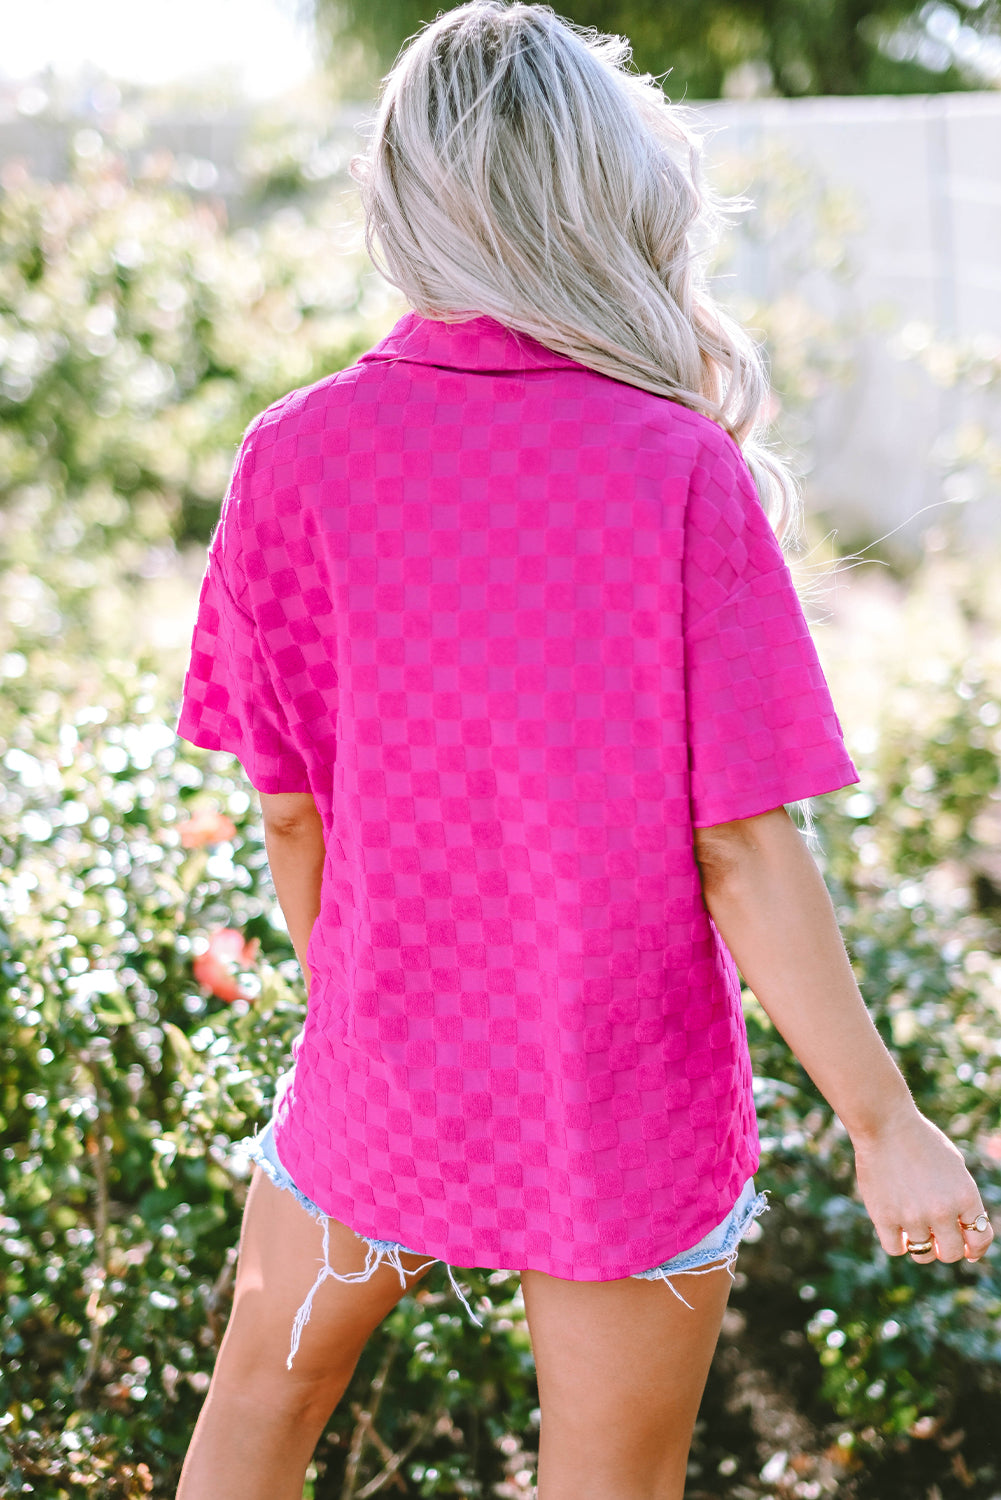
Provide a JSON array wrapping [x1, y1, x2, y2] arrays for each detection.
[[175, 1168, 433, 1500], [520, 1259, 732, 1500]]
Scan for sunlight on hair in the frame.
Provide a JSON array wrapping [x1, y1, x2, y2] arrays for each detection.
[[350, 0, 800, 541]]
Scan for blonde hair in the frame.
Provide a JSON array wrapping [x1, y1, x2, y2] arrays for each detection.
[[351, 0, 799, 541]]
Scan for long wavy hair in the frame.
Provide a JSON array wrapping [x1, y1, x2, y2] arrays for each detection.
[[351, 0, 799, 541]]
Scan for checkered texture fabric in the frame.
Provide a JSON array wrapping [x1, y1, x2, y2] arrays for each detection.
[[176, 312, 859, 1279]]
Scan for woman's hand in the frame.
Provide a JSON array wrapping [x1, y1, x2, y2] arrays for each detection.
[[851, 1102, 995, 1264]]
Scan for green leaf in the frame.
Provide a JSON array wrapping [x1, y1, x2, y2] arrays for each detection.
[[91, 994, 136, 1026]]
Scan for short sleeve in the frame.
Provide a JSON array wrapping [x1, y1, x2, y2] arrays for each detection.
[[174, 439, 312, 795], [683, 439, 859, 828]]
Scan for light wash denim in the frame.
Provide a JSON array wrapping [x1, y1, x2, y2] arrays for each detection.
[[241, 1117, 769, 1371]]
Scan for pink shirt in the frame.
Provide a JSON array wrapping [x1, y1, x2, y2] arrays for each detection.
[[176, 311, 858, 1279]]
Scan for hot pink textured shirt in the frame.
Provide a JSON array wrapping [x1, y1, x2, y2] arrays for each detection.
[[176, 311, 859, 1279]]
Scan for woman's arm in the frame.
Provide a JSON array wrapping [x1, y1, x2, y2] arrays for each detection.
[[259, 791, 326, 995], [695, 806, 993, 1264]]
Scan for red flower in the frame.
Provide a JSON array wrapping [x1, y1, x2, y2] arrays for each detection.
[[179, 811, 238, 848], [192, 928, 259, 1003]]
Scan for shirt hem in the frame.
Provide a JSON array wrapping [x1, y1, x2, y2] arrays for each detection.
[[174, 716, 313, 795], [271, 1114, 760, 1282], [691, 760, 860, 829]]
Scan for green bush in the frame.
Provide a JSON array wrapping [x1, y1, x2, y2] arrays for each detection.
[[0, 652, 543, 1499], [0, 139, 383, 660], [2, 568, 1001, 1498]]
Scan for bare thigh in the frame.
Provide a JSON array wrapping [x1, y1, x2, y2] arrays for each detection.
[[176, 1169, 433, 1500], [217, 1166, 434, 1388], [521, 1260, 733, 1500]]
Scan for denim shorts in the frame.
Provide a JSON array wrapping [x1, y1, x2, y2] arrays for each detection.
[[241, 1117, 769, 1371]]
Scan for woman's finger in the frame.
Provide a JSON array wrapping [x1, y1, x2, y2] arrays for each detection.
[[959, 1206, 995, 1263], [900, 1225, 937, 1263], [928, 1217, 966, 1264], [873, 1218, 911, 1256]]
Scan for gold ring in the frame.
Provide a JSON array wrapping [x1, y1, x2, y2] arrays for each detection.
[[959, 1212, 990, 1234], [905, 1238, 934, 1256]]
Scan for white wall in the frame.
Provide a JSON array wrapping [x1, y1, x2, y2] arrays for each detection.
[[698, 93, 1001, 551]]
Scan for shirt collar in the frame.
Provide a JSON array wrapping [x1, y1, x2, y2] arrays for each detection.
[[357, 310, 582, 375]]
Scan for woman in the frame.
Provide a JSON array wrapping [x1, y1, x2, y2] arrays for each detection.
[[173, 5, 994, 1497]]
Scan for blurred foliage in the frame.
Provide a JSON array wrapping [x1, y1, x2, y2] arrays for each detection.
[[3, 96, 1001, 1500], [305, 0, 1001, 99], [0, 651, 542, 1499], [887, 322, 1001, 513], [0, 134, 385, 660]]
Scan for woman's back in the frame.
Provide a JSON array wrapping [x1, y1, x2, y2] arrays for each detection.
[[178, 308, 854, 1279]]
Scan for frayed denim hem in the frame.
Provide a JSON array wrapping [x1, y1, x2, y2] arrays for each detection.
[[240, 1122, 768, 1370], [628, 1184, 771, 1309], [240, 1125, 484, 1370], [243, 1129, 329, 1227]]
